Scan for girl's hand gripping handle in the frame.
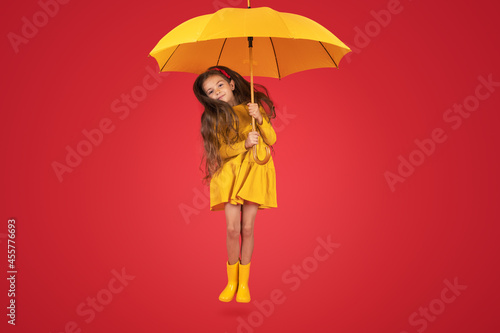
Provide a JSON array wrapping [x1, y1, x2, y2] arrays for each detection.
[[245, 131, 260, 149]]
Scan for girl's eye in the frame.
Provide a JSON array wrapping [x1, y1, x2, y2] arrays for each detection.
[[207, 91, 213, 95], [218, 83, 223, 87]]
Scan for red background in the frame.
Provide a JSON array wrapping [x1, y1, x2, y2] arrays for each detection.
[[2, 0, 499, 332]]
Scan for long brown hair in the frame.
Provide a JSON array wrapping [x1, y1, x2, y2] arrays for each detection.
[[193, 65, 276, 186]]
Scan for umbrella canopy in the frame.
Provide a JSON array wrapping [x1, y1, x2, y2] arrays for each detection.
[[149, 5, 351, 164], [149, 6, 351, 79]]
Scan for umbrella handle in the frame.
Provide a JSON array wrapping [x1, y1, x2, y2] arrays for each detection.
[[252, 145, 271, 165], [251, 117, 271, 165], [248, 37, 271, 165]]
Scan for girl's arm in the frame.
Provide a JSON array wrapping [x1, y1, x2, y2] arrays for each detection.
[[219, 138, 248, 159], [256, 106, 277, 146], [213, 120, 249, 159], [217, 105, 276, 159]]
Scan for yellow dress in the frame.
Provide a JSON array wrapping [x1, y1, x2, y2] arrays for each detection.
[[210, 103, 277, 211]]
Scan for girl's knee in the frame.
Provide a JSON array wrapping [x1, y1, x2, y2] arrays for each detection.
[[241, 224, 254, 238], [227, 224, 241, 239]]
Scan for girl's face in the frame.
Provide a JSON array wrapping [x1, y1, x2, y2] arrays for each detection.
[[202, 75, 236, 106]]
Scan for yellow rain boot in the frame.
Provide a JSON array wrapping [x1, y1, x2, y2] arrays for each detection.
[[219, 260, 239, 302], [236, 261, 251, 303]]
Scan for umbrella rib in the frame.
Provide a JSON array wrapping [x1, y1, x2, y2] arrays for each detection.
[[269, 37, 281, 80], [216, 38, 227, 66], [319, 42, 338, 68], [160, 44, 180, 71]]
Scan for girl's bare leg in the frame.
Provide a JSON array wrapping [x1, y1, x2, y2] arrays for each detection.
[[240, 200, 258, 265], [224, 202, 242, 265]]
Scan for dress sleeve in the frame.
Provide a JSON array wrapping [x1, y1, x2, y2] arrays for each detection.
[[219, 141, 247, 159], [256, 106, 277, 146], [218, 134, 248, 159]]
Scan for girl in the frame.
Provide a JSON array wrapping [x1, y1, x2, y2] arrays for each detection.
[[193, 66, 277, 303]]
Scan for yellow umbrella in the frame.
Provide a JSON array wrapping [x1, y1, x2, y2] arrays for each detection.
[[149, 2, 351, 164]]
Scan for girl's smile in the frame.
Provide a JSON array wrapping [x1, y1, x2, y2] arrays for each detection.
[[202, 75, 237, 106]]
